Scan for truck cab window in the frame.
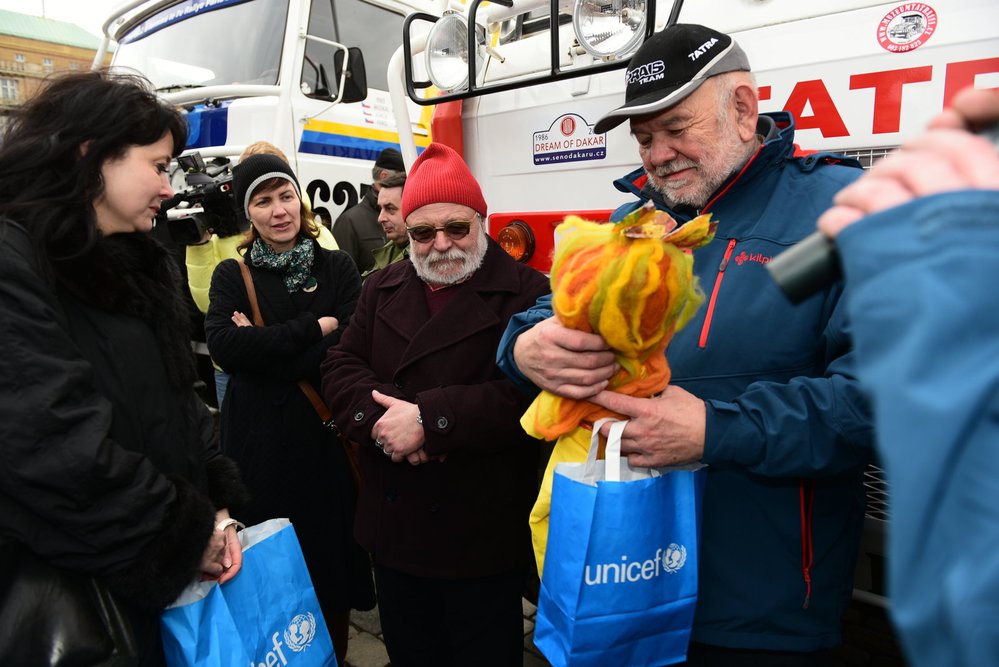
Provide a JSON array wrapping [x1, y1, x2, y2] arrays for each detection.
[[303, 0, 402, 94]]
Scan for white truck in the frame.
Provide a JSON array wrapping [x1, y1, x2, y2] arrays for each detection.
[[390, 0, 998, 272], [94, 0, 431, 227], [387, 0, 999, 634]]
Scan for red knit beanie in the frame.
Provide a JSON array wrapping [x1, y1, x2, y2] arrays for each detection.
[[401, 143, 487, 221]]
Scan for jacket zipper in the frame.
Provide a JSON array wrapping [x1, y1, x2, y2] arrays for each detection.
[[800, 479, 816, 609], [698, 238, 737, 349]]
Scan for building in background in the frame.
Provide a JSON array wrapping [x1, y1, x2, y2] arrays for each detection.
[[0, 9, 112, 126]]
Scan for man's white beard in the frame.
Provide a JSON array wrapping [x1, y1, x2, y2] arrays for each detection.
[[410, 224, 487, 286]]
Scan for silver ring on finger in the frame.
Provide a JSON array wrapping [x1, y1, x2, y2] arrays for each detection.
[[374, 439, 384, 450]]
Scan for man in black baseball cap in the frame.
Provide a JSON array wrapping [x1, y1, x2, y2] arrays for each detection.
[[498, 23, 872, 665], [596, 23, 758, 210]]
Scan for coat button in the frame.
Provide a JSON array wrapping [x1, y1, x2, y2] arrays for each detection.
[[353, 411, 364, 422], [385, 491, 398, 502], [436, 416, 448, 429], [394, 375, 405, 389], [428, 502, 440, 513]]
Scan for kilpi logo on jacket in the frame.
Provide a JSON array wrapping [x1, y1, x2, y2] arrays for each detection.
[[733, 251, 773, 266], [584, 545, 688, 585]]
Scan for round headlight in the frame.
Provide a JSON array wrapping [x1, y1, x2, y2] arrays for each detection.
[[425, 13, 484, 92], [572, 0, 646, 60]]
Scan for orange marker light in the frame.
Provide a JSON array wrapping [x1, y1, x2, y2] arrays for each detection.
[[496, 220, 535, 263]]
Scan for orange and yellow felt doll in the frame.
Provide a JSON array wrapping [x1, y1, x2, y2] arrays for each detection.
[[522, 203, 716, 574]]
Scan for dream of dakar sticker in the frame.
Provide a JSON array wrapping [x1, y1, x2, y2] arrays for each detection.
[[533, 114, 606, 166]]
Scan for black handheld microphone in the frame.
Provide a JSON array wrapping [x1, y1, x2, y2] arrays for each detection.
[[767, 122, 999, 304]]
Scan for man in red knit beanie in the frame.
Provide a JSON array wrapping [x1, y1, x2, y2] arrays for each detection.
[[321, 142, 550, 665], [400, 142, 489, 287]]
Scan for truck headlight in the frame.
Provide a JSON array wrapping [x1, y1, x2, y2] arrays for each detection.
[[426, 13, 485, 93], [572, 0, 646, 59]]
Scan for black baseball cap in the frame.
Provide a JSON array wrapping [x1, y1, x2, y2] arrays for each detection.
[[593, 24, 750, 134]]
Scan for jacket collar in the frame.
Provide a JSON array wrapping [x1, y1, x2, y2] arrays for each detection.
[[371, 237, 524, 370], [374, 236, 520, 295]]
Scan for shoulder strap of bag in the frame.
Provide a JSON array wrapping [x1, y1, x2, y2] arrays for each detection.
[[237, 260, 361, 486], [237, 261, 265, 326]]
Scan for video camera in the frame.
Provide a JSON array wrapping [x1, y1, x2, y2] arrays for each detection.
[[157, 152, 247, 245]]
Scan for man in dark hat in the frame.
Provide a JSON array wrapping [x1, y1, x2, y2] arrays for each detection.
[[497, 24, 874, 664], [333, 147, 406, 273]]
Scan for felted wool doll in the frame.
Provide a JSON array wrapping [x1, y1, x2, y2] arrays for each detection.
[[522, 203, 716, 573]]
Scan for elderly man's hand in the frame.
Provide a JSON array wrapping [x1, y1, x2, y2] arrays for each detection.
[[590, 385, 706, 468], [513, 316, 617, 400], [371, 390, 425, 462], [818, 87, 999, 238]]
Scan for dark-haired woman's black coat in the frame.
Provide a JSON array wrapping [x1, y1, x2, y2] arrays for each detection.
[[0, 221, 249, 665], [206, 243, 375, 613]]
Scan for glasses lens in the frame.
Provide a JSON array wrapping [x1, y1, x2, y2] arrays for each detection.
[[407, 225, 436, 243], [407, 220, 474, 243], [444, 221, 471, 239]]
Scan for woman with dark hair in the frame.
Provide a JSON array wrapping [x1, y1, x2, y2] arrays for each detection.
[[205, 153, 374, 664], [0, 70, 249, 665]]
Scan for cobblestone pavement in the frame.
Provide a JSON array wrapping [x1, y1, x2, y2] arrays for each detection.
[[343, 599, 551, 667]]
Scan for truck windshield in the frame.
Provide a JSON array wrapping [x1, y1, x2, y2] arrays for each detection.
[[112, 0, 288, 90]]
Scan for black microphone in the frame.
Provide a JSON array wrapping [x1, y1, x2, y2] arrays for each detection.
[[768, 122, 999, 304], [766, 232, 840, 304]]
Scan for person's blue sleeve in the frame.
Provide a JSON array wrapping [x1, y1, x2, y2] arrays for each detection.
[[837, 189, 999, 665], [495, 292, 553, 393]]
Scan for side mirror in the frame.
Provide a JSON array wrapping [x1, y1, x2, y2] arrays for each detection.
[[335, 46, 367, 104]]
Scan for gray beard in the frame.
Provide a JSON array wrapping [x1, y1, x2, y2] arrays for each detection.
[[410, 225, 487, 286]]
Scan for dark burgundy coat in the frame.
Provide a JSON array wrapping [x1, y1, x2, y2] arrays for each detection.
[[321, 239, 550, 579]]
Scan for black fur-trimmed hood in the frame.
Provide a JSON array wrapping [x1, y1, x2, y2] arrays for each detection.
[[53, 232, 196, 390]]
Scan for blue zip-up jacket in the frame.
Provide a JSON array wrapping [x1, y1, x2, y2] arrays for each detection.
[[837, 190, 999, 666], [498, 112, 875, 651]]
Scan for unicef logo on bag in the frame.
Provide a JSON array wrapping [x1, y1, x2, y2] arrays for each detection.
[[662, 543, 686, 574], [584, 545, 688, 585], [283, 612, 317, 653]]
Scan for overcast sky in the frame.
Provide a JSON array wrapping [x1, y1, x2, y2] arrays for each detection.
[[0, 0, 127, 39]]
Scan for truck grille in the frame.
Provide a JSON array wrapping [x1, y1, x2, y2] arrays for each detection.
[[863, 464, 890, 522], [840, 146, 895, 169]]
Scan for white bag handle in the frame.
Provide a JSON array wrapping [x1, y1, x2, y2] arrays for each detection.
[[604, 420, 628, 482], [580, 417, 663, 484]]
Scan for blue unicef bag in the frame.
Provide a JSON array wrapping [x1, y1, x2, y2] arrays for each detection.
[[161, 518, 337, 667], [534, 420, 706, 667], [161, 580, 249, 667]]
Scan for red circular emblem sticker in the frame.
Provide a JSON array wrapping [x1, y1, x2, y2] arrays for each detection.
[[877, 4, 938, 53], [560, 116, 576, 136]]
